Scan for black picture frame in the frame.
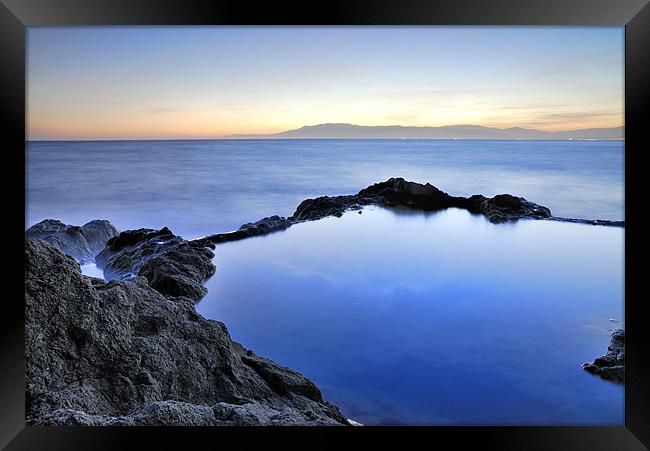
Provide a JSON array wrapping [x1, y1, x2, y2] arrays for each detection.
[[2, 0, 649, 449]]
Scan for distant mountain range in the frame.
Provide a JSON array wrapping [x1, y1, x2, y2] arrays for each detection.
[[226, 123, 624, 140]]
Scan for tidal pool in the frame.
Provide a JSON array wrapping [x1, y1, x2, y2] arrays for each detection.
[[196, 206, 624, 425]]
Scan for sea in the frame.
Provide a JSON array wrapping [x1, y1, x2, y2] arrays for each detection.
[[26, 139, 624, 425]]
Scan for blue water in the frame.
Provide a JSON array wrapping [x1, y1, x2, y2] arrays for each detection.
[[197, 207, 624, 425], [26, 140, 624, 237], [26, 139, 624, 424]]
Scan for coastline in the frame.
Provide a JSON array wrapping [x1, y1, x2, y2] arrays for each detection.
[[25, 178, 625, 425]]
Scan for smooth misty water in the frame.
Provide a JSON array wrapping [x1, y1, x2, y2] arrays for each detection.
[[26, 139, 624, 424], [197, 207, 624, 425], [27, 140, 624, 238]]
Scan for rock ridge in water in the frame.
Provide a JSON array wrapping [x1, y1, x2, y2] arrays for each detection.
[[287, 177, 553, 224], [25, 239, 348, 426], [582, 329, 625, 384], [188, 178, 619, 250], [25, 219, 119, 263]]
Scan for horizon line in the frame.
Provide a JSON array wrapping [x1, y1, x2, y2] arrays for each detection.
[[27, 122, 625, 142], [26, 137, 626, 143]]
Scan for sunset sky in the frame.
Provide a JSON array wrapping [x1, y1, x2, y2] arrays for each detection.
[[27, 27, 624, 140]]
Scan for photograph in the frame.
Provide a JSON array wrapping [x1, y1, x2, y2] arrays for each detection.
[[23, 25, 627, 427]]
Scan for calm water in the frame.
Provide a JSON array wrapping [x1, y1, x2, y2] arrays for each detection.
[[26, 140, 624, 237], [26, 139, 624, 424], [197, 207, 624, 425]]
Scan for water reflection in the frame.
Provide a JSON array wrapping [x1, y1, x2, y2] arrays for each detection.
[[196, 207, 624, 425]]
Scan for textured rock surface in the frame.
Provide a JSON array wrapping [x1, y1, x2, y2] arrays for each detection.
[[96, 227, 215, 301], [25, 239, 348, 426], [291, 178, 553, 225], [582, 329, 625, 384], [25, 219, 118, 263], [290, 195, 364, 222], [476, 194, 552, 223], [95, 227, 183, 279], [192, 215, 292, 247]]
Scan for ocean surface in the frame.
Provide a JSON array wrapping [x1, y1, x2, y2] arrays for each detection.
[[26, 139, 624, 424], [27, 139, 624, 237]]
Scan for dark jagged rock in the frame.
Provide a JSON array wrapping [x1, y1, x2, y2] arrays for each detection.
[[291, 195, 364, 222], [138, 242, 216, 300], [290, 178, 553, 225], [96, 227, 215, 301], [239, 215, 293, 235], [357, 177, 467, 210], [192, 215, 293, 247], [25, 239, 348, 426], [477, 194, 552, 223], [25, 219, 119, 263], [582, 329, 625, 384], [95, 227, 182, 279]]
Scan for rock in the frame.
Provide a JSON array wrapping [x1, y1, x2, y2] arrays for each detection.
[[549, 217, 625, 227], [582, 329, 625, 384], [33, 399, 347, 426], [25, 219, 118, 263], [239, 215, 293, 235], [192, 215, 293, 247], [477, 194, 552, 224], [95, 227, 215, 302], [138, 242, 216, 300], [95, 227, 183, 279], [357, 177, 466, 211], [289, 178, 554, 225], [291, 195, 363, 222], [25, 239, 348, 426]]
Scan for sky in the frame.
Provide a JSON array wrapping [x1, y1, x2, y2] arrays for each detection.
[[27, 27, 624, 140]]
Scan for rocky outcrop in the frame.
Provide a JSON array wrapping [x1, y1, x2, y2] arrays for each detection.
[[192, 215, 292, 247], [474, 194, 552, 223], [189, 178, 620, 249], [25, 219, 118, 263], [291, 178, 553, 225], [582, 329, 625, 384], [96, 227, 215, 301], [25, 239, 348, 426], [291, 195, 364, 222], [95, 227, 184, 279], [137, 242, 216, 301]]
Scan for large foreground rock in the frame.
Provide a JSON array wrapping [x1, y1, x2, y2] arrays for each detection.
[[25, 239, 348, 426], [582, 329, 625, 384], [26, 219, 118, 263]]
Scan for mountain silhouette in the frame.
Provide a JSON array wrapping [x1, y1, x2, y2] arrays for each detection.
[[226, 123, 624, 140]]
